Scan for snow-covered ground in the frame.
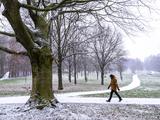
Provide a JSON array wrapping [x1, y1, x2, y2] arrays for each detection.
[[0, 74, 145, 105], [0, 103, 159, 120], [0, 74, 160, 120]]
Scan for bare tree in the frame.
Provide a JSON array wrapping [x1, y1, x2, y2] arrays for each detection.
[[51, 13, 79, 90], [115, 58, 127, 81], [65, 54, 73, 83], [91, 26, 125, 85], [79, 44, 90, 82]]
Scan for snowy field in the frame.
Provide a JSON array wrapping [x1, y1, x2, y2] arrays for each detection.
[[0, 103, 160, 120], [0, 72, 159, 98], [0, 72, 133, 96], [0, 72, 160, 119], [0, 74, 160, 120]]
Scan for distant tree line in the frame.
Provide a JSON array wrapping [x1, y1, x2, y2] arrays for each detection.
[[122, 55, 160, 73], [144, 54, 160, 72], [0, 37, 31, 78]]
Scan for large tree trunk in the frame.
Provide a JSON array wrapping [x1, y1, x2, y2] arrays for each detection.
[[26, 47, 55, 109], [1, 0, 56, 109]]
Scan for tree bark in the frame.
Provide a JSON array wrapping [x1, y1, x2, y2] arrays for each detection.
[[68, 59, 72, 83], [119, 71, 123, 81], [73, 54, 77, 84], [0, 52, 5, 77], [96, 70, 99, 80], [84, 65, 88, 82], [27, 47, 55, 108], [100, 68, 104, 85], [57, 61, 63, 90]]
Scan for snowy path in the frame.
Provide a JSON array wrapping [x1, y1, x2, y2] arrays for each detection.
[[56, 74, 140, 97], [0, 96, 160, 105], [0, 74, 160, 105], [56, 97, 160, 105]]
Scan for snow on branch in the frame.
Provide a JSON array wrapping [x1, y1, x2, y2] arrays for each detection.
[[0, 31, 15, 37], [0, 45, 28, 56], [20, 0, 97, 12], [20, 0, 68, 12]]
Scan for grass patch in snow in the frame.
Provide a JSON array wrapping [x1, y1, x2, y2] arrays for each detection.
[[0, 73, 132, 96]]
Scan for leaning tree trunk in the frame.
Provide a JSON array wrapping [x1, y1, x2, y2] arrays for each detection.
[[27, 47, 55, 109]]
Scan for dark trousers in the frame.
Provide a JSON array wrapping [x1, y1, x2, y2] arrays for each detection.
[[108, 90, 122, 101]]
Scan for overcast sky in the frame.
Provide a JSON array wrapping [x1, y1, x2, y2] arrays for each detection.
[[123, 1, 160, 61], [124, 21, 160, 61]]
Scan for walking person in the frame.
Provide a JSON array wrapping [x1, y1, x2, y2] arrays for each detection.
[[107, 74, 122, 102]]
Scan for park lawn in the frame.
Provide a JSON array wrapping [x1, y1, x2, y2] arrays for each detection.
[[0, 76, 31, 85], [0, 73, 132, 96], [83, 73, 160, 98], [0, 72, 160, 98]]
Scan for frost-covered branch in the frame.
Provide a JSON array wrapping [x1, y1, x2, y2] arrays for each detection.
[[0, 45, 28, 56], [0, 31, 15, 37]]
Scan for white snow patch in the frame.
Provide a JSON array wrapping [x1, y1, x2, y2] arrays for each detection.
[[0, 72, 9, 80], [0, 96, 29, 104], [120, 74, 140, 91]]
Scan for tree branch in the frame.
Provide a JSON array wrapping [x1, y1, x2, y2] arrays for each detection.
[[0, 31, 15, 37], [1, 0, 35, 51], [62, 52, 88, 60], [20, 0, 67, 12], [0, 45, 28, 56], [20, 0, 97, 12]]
